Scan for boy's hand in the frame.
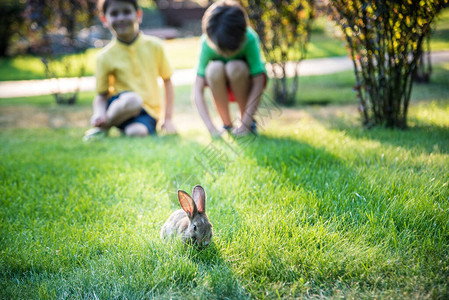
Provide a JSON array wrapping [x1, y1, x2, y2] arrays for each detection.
[[90, 114, 107, 127], [209, 127, 223, 138], [161, 119, 177, 134]]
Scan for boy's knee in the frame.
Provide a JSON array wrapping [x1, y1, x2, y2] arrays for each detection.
[[123, 92, 143, 111], [205, 61, 226, 83], [225, 61, 249, 81], [124, 122, 148, 137]]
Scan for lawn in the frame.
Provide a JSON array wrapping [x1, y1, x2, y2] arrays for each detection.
[[1, 59, 449, 298]]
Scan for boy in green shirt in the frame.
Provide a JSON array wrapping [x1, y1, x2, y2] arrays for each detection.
[[85, 0, 176, 139], [193, 0, 267, 137]]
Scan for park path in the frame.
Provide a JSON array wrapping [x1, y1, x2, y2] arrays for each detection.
[[0, 51, 448, 98]]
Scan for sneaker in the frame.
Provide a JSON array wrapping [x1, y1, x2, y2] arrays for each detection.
[[223, 124, 233, 132], [83, 127, 108, 141], [250, 120, 257, 134]]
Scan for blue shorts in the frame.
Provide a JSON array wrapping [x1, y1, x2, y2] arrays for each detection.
[[107, 92, 157, 134]]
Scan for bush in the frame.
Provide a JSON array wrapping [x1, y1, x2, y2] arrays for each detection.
[[0, 1, 26, 57], [22, 0, 97, 104], [330, 0, 448, 128], [241, 0, 315, 106]]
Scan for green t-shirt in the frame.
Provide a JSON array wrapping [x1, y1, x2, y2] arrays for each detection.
[[196, 27, 266, 77]]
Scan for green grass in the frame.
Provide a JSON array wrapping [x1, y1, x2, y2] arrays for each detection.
[[1, 66, 449, 298], [268, 62, 448, 106], [0, 92, 96, 107], [431, 8, 449, 51]]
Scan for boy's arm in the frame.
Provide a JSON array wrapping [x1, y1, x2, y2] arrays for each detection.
[[193, 76, 221, 137], [233, 74, 265, 135], [160, 78, 177, 134], [91, 93, 109, 127]]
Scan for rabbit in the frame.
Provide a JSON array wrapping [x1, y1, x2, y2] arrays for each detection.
[[160, 185, 213, 248]]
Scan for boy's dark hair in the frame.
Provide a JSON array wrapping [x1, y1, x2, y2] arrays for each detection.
[[202, 0, 248, 52], [98, 0, 139, 15]]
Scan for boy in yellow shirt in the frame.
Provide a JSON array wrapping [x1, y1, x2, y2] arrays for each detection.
[[85, 0, 176, 139]]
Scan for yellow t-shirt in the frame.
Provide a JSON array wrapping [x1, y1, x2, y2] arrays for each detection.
[[95, 34, 173, 119]]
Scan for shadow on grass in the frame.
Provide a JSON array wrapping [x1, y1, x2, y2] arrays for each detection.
[[346, 123, 449, 155], [235, 135, 363, 215], [234, 132, 447, 236], [210, 135, 417, 294]]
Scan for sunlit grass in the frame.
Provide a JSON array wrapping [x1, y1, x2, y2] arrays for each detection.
[[164, 37, 201, 70], [431, 8, 449, 51], [409, 100, 449, 128], [0, 56, 46, 81]]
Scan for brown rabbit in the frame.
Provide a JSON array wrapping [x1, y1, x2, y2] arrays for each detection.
[[160, 185, 213, 248]]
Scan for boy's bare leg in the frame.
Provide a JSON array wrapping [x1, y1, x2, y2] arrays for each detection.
[[124, 122, 148, 137], [225, 61, 251, 121], [205, 61, 232, 127], [105, 92, 143, 127]]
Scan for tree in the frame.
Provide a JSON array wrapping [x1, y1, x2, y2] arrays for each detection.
[[23, 0, 97, 104], [0, 1, 26, 57], [241, 0, 315, 106], [330, 0, 447, 128], [414, 34, 432, 83]]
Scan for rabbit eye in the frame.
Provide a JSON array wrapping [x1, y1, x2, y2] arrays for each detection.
[[193, 224, 197, 231]]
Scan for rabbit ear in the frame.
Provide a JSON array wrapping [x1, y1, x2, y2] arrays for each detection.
[[178, 190, 197, 218], [192, 185, 206, 213]]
